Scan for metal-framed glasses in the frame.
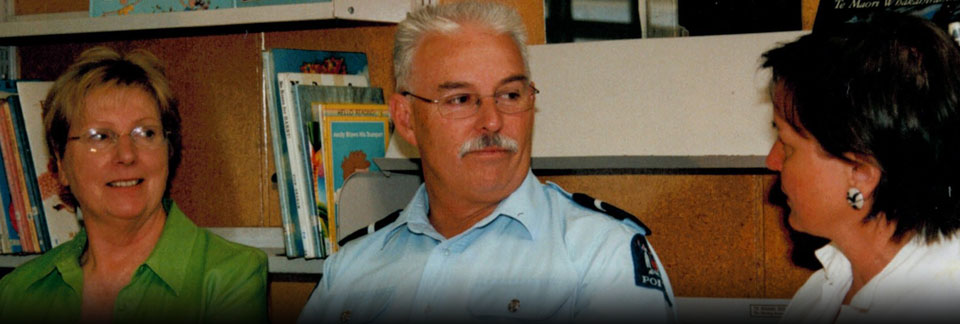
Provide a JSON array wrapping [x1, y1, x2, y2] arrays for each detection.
[[402, 83, 539, 119], [67, 125, 168, 152]]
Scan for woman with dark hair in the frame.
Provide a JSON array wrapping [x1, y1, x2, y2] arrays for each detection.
[[0, 47, 267, 323], [763, 12, 960, 323]]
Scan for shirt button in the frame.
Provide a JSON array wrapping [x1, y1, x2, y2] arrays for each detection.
[[444, 249, 450, 256], [340, 310, 351, 323], [508, 299, 520, 313]]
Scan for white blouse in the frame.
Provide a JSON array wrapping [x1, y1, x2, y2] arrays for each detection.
[[780, 234, 960, 324]]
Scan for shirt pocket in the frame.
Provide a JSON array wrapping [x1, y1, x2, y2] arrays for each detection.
[[337, 287, 395, 323], [467, 279, 574, 321]]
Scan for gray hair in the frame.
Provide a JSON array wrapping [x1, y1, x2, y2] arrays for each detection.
[[393, 1, 529, 92]]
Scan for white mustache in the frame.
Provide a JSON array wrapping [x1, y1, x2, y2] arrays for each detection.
[[458, 133, 519, 157]]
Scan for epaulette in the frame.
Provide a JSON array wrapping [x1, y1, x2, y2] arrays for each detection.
[[337, 209, 403, 247], [571, 193, 651, 235]]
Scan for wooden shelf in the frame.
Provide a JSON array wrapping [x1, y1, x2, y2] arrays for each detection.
[[0, 0, 418, 40], [0, 227, 323, 274]]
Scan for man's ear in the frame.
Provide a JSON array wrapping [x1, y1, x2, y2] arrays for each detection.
[[845, 152, 882, 198], [389, 92, 418, 148]]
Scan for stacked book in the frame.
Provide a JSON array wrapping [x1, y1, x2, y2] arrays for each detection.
[[0, 81, 81, 255], [263, 48, 391, 259]]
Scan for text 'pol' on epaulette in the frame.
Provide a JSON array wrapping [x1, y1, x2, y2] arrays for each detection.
[[337, 209, 402, 247], [571, 193, 651, 235]]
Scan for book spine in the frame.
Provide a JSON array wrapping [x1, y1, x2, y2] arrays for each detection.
[[9, 97, 50, 252], [0, 99, 34, 253], [278, 76, 319, 259], [293, 85, 326, 257], [263, 52, 304, 258]]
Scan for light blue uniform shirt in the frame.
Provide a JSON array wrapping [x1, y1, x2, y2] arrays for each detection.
[[299, 171, 676, 323]]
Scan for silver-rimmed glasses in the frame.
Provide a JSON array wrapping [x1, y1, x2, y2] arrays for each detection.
[[67, 125, 168, 153], [402, 83, 539, 119]]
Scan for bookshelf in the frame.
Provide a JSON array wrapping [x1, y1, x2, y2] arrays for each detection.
[[0, 1, 419, 39], [0, 0, 428, 274]]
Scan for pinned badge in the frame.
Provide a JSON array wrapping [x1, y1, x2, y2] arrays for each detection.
[[508, 299, 520, 313]]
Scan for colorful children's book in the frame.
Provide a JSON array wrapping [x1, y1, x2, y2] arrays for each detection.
[[0, 99, 18, 254], [90, 0, 234, 17], [9, 94, 50, 252], [0, 96, 39, 253], [17, 81, 81, 249], [294, 85, 384, 254], [262, 48, 369, 258], [0, 144, 19, 254]]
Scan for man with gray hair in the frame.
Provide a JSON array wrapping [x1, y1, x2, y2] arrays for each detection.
[[298, 1, 675, 322]]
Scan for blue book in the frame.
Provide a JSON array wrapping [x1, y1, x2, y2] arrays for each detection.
[[315, 103, 389, 252]]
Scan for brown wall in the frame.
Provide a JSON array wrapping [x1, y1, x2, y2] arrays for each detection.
[[11, 1, 817, 323]]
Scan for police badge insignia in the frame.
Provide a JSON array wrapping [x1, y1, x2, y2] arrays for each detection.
[[631, 234, 672, 306]]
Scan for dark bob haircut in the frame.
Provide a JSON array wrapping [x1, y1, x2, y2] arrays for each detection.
[[762, 12, 960, 243]]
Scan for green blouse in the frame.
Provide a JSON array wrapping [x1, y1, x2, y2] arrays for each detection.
[[0, 200, 268, 323]]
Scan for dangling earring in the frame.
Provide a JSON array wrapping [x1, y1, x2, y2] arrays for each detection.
[[847, 188, 864, 210]]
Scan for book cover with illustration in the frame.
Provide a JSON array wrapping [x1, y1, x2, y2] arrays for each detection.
[[814, 0, 960, 32], [17, 81, 81, 250], [317, 103, 389, 252], [90, 0, 234, 17], [295, 85, 384, 253]]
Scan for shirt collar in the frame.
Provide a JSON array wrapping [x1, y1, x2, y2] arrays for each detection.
[[140, 199, 199, 296], [19, 200, 196, 295], [381, 170, 544, 248], [814, 242, 850, 284]]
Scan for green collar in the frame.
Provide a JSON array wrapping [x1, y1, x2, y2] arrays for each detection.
[[26, 199, 198, 296]]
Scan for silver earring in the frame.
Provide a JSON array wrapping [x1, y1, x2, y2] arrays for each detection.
[[847, 188, 864, 210]]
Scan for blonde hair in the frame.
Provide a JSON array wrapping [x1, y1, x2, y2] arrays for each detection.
[[43, 46, 182, 200]]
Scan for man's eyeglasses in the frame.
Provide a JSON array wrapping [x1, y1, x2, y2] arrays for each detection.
[[67, 125, 168, 153], [402, 83, 539, 119]]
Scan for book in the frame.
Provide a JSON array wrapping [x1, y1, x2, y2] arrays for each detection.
[[0, 145, 19, 254], [90, 0, 234, 17], [262, 48, 370, 258], [293, 85, 384, 254], [0, 97, 37, 253], [7, 95, 49, 252], [277, 73, 323, 259], [262, 51, 305, 259], [315, 102, 389, 252], [0, 99, 18, 254], [814, 0, 960, 32], [274, 74, 372, 258], [235, 0, 331, 8], [16, 81, 81, 249]]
